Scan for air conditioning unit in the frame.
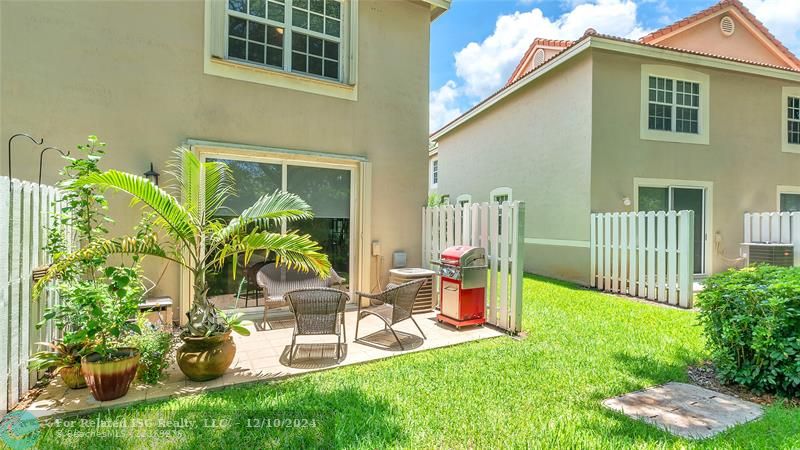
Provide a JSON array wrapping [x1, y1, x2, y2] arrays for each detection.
[[741, 243, 794, 267]]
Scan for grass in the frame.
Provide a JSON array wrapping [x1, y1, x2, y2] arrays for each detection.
[[20, 275, 800, 449]]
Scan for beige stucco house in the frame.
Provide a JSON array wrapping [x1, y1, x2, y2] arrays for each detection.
[[430, 0, 800, 285], [1, 0, 449, 319]]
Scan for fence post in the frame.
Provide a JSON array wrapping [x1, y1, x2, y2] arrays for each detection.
[[678, 210, 694, 308], [511, 202, 525, 333], [793, 213, 800, 267], [589, 214, 596, 288], [0, 177, 10, 413]]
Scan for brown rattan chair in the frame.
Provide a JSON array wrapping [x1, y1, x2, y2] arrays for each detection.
[[284, 288, 349, 366], [354, 279, 426, 350]]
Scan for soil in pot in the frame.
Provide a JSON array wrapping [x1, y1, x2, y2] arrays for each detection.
[[176, 331, 236, 382], [81, 348, 140, 401], [59, 365, 87, 389]]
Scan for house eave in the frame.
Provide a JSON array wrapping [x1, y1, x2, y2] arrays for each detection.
[[431, 35, 800, 141]]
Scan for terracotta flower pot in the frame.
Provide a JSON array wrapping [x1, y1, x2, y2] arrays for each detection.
[[176, 331, 236, 382], [58, 365, 87, 389], [81, 348, 140, 401]]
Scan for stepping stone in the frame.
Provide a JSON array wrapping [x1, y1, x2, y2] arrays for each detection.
[[603, 382, 763, 439]]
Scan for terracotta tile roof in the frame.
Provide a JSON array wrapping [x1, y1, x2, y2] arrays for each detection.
[[640, 0, 800, 69], [506, 38, 574, 85]]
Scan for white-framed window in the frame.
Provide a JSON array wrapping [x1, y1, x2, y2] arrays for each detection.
[[490, 187, 512, 203], [777, 185, 800, 212], [640, 65, 709, 145], [430, 159, 438, 188], [783, 87, 800, 153], [226, 0, 345, 81], [455, 194, 471, 207], [204, 0, 358, 100]]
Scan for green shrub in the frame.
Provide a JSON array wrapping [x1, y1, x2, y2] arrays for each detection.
[[124, 317, 174, 385], [697, 265, 800, 396]]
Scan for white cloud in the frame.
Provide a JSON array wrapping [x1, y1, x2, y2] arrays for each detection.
[[453, 0, 647, 99], [741, 0, 800, 56], [429, 0, 651, 132], [429, 80, 462, 131]]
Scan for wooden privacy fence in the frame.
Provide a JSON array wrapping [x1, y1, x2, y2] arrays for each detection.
[[590, 211, 695, 308], [1, 177, 64, 413], [421, 201, 525, 333], [743, 212, 800, 265]]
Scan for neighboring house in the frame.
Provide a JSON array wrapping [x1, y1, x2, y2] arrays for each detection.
[[1, 0, 449, 319], [430, 0, 800, 285]]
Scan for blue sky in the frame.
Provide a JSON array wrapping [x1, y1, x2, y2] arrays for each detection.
[[429, 0, 800, 132]]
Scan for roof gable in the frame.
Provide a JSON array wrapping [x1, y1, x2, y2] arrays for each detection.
[[506, 39, 573, 85], [641, 0, 800, 70]]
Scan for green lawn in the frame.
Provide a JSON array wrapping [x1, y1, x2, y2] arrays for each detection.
[[23, 275, 800, 449]]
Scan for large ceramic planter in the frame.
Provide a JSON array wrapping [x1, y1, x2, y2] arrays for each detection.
[[176, 331, 235, 381], [59, 365, 87, 389], [81, 348, 140, 401]]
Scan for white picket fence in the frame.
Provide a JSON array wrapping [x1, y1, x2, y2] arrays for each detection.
[[421, 201, 525, 333], [1, 177, 64, 413], [743, 212, 800, 265], [590, 211, 695, 308]]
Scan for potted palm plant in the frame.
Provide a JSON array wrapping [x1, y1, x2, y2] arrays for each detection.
[[36, 148, 331, 381]]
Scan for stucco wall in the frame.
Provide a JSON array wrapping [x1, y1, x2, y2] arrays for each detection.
[[1, 0, 431, 307], [435, 52, 593, 284], [590, 49, 800, 274]]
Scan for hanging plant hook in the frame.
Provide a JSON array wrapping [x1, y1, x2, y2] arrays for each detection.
[[7, 133, 44, 179], [39, 146, 70, 185]]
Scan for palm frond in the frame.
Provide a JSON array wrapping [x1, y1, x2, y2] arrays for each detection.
[[203, 159, 236, 219], [215, 230, 331, 278], [165, 147, 201, 219], [213, 190, 314, 245], [76, 170, 198, 249], [32, 235, 180, 298]]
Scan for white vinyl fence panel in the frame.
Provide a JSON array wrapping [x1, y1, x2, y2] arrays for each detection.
[[743, 212, 800, 266], [422, 201, 525, 333], [1, 177, 64, 413], [590, 211, 695, 308]]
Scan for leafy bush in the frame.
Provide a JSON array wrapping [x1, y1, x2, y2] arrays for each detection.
[[697, 265, 800, 396], [124, 316, 174, 385]]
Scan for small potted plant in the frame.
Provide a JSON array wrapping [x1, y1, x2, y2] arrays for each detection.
[[123, 315, 174, 385], [73, 267, 143, 401], [28, 342, 86, 389]]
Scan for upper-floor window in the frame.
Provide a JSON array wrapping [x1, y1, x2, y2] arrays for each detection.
[[640, 65, 709, 145], [226, 0, 344, 81], [648, 76, 700, 134], [788, 96, 800, 145], [431, 159, 438, 186]]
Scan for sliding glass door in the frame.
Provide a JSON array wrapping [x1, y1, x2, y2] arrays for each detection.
[[204, 155, 353, 312], [638, 185, 706, 274]]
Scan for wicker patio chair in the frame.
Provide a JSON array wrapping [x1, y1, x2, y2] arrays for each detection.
[[354, 279, 426, 350], [285, 288, 349, 366], [257, 262, 346, 326]]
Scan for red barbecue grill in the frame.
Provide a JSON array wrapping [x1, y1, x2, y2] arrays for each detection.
[[433, 245, 487, 329]]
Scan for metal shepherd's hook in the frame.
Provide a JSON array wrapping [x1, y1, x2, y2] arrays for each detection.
[[39, 146, 70, 185], [7, 133, 44, 179]]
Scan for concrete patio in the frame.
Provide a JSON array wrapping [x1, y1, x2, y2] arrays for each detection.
[[24, 310, 503, 420]]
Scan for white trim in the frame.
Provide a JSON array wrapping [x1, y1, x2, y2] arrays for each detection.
[[431, 36, 800, 141], [455, 194, 471, 206], [640, 64, 710, 145], [203, 0, 359, 101], [524, 238, 589, 248], [633, 177, 713, 275], [782, 86, 800, 153], [777, 185, 800, 211], [490, 186, 513, 203], [430, 157, 438, 189]]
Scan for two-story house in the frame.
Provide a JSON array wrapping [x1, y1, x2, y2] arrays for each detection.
[[1, 0, 450, 319], [430, 0, 800, 284]]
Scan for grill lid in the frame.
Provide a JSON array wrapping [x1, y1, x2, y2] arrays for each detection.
[[439, 246, 486, 267]]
